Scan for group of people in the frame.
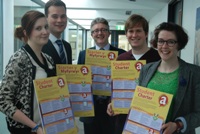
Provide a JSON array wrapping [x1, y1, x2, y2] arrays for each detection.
[[0, 0, 200, 134]]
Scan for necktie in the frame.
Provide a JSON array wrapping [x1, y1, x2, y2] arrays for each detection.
[[56, 40, 66, 64]]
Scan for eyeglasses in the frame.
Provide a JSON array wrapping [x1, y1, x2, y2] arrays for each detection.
[[157, 39, 178, 47], [91, 28, 108, 34]]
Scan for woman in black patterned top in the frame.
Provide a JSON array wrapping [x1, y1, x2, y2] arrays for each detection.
[[0, 10, 55, 134]]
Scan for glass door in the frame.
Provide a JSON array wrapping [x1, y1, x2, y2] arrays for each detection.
[[110, 30, 130, 51]]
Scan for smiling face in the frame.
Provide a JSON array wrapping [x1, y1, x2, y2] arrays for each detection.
[[91, 23, 110, 47], [28, 17, 49, 47], [47, 6, 67, 38], [126, 25, 148, 50], [157, 30, 178, 62]]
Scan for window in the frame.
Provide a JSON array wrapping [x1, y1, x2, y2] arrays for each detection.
[[0, 0, 3, 79]]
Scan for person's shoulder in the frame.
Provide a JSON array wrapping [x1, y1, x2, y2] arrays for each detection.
[[79, 49, 86, 56], [110, 45, 126, 51], [62, 39, 71, 47], [142, 60, 160, 70], [80, 47, 95, 52], [12, 47, 27, 59], [148, 47, 159, 55], [180, 59, 200, 71], [117, 50, 132, 60], [7, 48, 29, 67], [62, 39, 69, 44], [144, 47, 161, 62], [42, 40, 52, 50]]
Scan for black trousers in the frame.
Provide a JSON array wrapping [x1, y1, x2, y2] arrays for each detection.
[[83, 98, 116, 134]]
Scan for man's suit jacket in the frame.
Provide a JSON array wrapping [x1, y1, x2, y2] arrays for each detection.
[[77, 45, 126, 123], [139, 58, 200, 134], [42, 39, 72, 65]]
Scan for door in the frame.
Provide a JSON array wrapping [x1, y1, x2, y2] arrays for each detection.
[[110, 30, 130, 51]]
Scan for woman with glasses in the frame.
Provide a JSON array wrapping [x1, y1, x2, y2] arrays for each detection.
[[138, 22, 200, 134]]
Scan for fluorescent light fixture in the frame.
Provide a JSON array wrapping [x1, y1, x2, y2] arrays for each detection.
[[42, 0, 48, 3], [71, 35, 77, 38]]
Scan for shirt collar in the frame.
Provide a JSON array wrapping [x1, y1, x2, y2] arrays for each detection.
[[49, 34, 62, 44], [95, 43, 110, 50]]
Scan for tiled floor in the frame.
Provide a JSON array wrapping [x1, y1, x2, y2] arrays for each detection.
[[0, 113, 84, 134]]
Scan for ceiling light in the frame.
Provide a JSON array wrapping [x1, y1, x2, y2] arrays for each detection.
[[41, 0, 48, 2]]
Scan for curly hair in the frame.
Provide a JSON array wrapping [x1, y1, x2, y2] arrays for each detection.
[[150, 22, 188, 51]]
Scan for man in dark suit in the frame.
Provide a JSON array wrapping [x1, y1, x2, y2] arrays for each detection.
[[78, 17, 126, 134], [42, 0, 72, 66]]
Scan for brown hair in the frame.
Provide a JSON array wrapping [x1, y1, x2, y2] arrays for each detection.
[[125, 14, 149, 34], [44, 0, 66, 17], [15, 10, 45, 43], [150, 22, 188, 51]]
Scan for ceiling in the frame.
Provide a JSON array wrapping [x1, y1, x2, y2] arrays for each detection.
[[15, 0, 171, 30]]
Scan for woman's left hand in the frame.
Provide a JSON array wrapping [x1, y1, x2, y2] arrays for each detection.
[[161, 122, 177, 134], [36, 127, 44, 134]]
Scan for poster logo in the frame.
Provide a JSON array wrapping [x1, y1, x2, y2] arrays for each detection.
[[108, 52, 116, 60], [81, 66, 89, 75], [159, 95, 168, 107], [135, 62, 144, 71], [57, 77, 65, 88]]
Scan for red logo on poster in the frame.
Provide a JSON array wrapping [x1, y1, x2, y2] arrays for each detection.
[[159, 95, 168, 107], [81, 66, 89, 75], [135, 62, 144, 72], [108, 52, 116, 60], [57, 77, 65, 88]]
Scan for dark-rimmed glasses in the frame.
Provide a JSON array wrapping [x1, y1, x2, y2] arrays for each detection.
[[157, 39, 177, 47], [91, 28, 108, 34]]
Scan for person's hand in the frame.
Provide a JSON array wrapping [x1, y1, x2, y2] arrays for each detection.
[[36, 127, 44, 134], [107, 103, 118, 116], [161, 122, 177, 134]]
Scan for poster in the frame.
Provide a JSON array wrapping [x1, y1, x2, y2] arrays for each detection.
[[85, 49, 118, 96], [111, 60, 146, 114], [56, 64, 94, 117], [122, 86, 173, 134], [33, 75, 77, 134]]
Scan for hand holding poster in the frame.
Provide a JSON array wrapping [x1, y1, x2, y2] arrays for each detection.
[[123, 86, 173, 134]]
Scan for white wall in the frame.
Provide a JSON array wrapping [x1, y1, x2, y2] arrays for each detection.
[[148, 4, 168, 45], [181, 0, 200, 64]]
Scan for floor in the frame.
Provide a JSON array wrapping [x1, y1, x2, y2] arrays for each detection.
[[0, 113, 84, 134]]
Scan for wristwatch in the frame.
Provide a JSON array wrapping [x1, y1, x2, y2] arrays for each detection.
[[32, 124, 40, 132]]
